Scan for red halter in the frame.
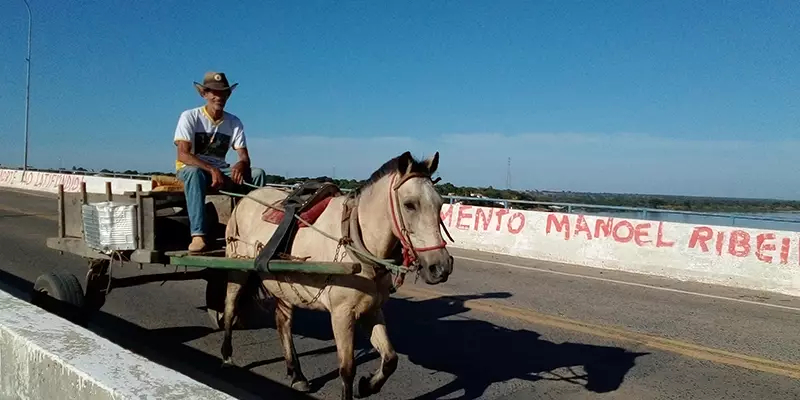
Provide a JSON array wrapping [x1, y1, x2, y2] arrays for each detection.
[[387, 173, 448, 272]]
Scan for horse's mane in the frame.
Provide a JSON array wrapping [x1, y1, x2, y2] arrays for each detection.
[[352, 152, 430, 196]]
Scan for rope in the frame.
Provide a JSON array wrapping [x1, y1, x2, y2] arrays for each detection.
[[218, 187, 411, 274]]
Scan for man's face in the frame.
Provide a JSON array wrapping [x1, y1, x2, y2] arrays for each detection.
[[202, 89, 231, 112]]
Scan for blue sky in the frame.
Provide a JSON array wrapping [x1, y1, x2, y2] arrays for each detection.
[[1, 1, 798, 199]]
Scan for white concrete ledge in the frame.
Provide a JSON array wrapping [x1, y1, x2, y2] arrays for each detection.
[[0, 288, 235, 400]]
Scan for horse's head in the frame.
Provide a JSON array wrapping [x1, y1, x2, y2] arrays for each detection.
[[383, 151, 454, 285]]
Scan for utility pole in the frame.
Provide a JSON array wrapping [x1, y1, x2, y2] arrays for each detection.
[[506, 157, 511, 189], [22, 0, 32, 177]]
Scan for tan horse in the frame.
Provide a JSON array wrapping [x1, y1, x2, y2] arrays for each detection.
[[221, 151, 454, 400]]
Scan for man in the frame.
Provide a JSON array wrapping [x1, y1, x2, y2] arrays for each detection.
[[173, 71, 267, 252]]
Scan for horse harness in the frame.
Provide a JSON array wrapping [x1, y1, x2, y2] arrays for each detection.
[[232, 170, 454, 305], [340, 171, 453, 291]]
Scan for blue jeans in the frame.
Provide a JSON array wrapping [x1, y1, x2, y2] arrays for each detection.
[[176, 166, 267, 236]]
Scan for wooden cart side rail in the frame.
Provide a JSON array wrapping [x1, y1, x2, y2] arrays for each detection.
[[166, 252, 362, 274], [45, 236, 361, 275]]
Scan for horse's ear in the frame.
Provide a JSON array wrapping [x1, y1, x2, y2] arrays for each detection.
[[424, 151, 439, 175], [397, 151, 413, 174]]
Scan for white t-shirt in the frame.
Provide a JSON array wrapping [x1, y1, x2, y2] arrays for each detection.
[[173, 106, 246, 171]]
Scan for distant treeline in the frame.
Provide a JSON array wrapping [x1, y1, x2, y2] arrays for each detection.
[[47, 166, 800, 213]]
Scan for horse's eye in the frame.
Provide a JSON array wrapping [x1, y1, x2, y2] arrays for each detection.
[[404, 201, 416, 211]]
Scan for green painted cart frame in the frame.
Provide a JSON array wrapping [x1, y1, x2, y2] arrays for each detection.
[[38, 181, 361, 328]]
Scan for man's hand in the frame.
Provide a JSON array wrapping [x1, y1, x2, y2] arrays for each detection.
[[230, 161, 247, 185], [210, 167, 226, 188]]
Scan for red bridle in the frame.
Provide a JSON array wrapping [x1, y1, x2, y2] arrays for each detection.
[[387, 173, 448, 273]]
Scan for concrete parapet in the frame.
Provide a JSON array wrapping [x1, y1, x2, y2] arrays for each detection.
[[0, 288, 235, 400]]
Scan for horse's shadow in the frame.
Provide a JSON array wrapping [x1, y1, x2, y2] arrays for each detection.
[[270, 291, 648, 399]]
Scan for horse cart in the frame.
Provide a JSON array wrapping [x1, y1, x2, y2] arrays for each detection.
[[37, 177, 362, 328]]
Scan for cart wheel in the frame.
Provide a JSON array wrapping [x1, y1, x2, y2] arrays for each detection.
[[31, 271, 87, 325], [32, 272, 85, 308]]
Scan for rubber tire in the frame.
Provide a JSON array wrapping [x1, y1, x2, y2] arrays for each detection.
[[32, 271, 85, 309]]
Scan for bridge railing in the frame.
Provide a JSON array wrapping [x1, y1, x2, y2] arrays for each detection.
[[3, 166, 152, 180], [5, 166, 800, 231], [260, 183, 800, 231]]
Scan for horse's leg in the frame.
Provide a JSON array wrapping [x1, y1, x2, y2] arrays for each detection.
[[354, 309, 398, 398], [220, 270, 248, 365], [331, 307, 356, 400], [275, 299, 310, 392]]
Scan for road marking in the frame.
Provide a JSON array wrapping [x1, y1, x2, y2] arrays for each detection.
[[3, 189, 800, 379], [3, 187, 798, 313], [0, 203, 57, 222], [2, 188, 799, 313], [454, 255, 800, 313], [0, 187, 56, 199], [398, 285, 800, 380]]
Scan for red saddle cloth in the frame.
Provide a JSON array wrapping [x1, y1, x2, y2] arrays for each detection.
[[262, 195, 335, 228]]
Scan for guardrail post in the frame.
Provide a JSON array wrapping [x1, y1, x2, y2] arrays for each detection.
[[105, 181, 112, 201], [567, 205, 573, 214]]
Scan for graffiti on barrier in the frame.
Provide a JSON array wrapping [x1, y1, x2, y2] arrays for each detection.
[[0, 170, 16, 184], [545, 213, 797, 266], [0, 170, 85, 192], [688, 226, 794, 264], [440, 204, 525, 235], [545, 214, 675, 247]]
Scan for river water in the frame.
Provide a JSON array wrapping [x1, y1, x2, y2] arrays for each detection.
[[572, 208, 800, 233]]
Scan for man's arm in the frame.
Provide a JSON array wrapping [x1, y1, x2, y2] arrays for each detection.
[[234, 147, 251, 166], [229, 119, 250, 184], [175, 141, 214, 172]]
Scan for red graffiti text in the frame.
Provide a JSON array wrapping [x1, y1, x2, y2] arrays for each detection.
[[441, 204, 525, 235], [545, 214, 675, 248]]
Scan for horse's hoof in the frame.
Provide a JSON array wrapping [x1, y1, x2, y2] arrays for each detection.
[[221, 358, 235, 368], [353, 376, 372, 399], [291, 380, 311, 392]]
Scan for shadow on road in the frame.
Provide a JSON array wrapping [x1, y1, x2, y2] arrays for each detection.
[[1, 265, 648, 400], [227, 290, 649, 399], [0, 269, 313, 400], [383, 292, 649, 399]]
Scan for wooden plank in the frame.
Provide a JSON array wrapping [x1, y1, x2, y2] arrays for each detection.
[[135, 184, 144, 249], [46, 237, 111, 260], [57, 185, 65, 238], [166, 254, 361, 274]]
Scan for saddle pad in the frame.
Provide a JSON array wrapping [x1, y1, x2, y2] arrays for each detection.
[[262, 195, 335, 228]]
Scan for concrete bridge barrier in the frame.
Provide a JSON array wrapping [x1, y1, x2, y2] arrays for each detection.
[[0, 286, 234, 400], [440, 203, 800, 297], [2, 167, 797, 297]]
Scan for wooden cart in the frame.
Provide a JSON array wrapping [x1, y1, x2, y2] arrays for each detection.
[[38, 180, 360, 328]]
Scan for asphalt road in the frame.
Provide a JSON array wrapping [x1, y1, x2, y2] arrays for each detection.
[[1, 187, 799, 399]]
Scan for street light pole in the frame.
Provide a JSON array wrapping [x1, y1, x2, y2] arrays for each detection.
[[22, 0, 32, 176]]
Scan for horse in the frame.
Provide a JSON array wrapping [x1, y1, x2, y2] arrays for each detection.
[[220, 151, 455, 400]]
